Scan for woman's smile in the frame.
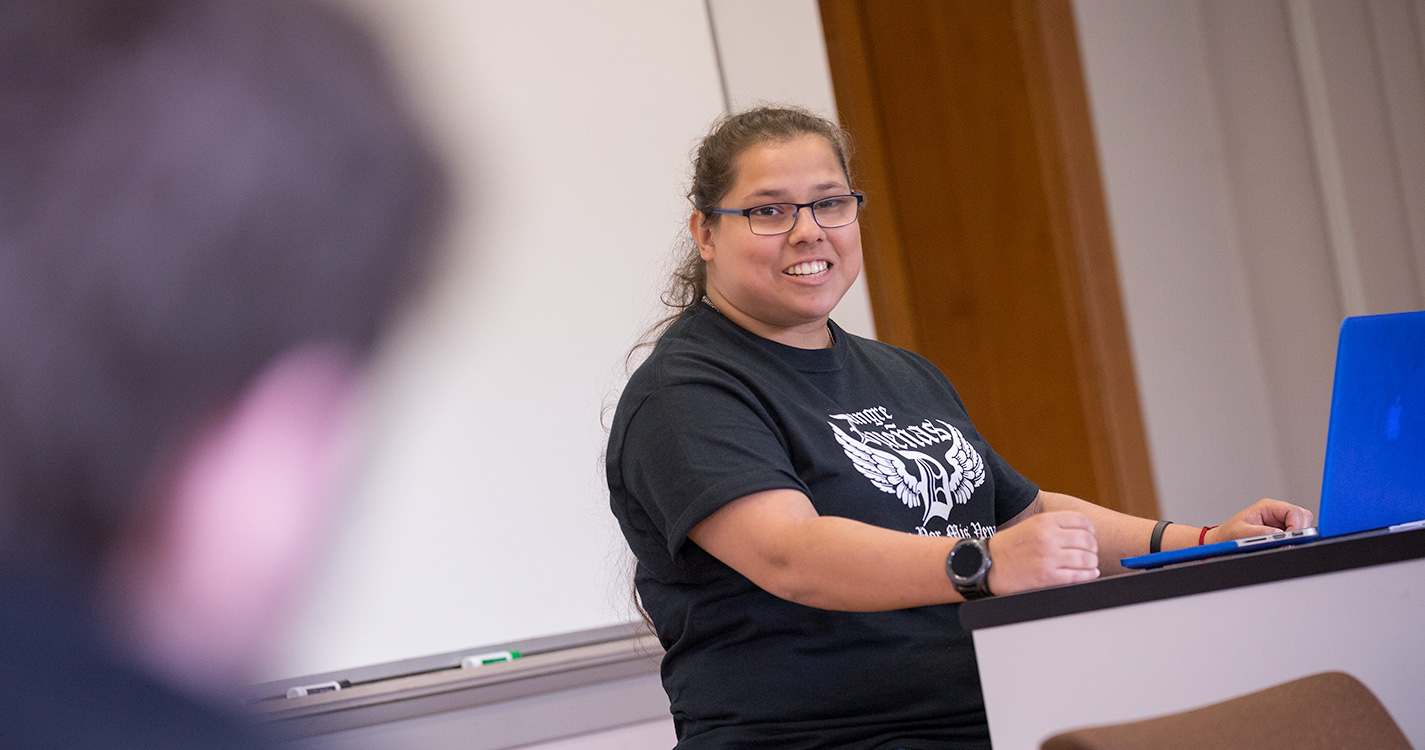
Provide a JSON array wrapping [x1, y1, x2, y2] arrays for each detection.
[[784, 259, 831, 278]]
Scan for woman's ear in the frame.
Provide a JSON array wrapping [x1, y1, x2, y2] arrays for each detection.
[[690, 210, 716, 263]]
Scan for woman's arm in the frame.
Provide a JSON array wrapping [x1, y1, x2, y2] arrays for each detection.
[[1037, 491, 1316, 575], [688, 486, 1315, 608], [687, 488, 1099, 611]]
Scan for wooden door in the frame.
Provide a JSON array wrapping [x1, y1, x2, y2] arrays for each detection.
[[820, 0, 1158, 517]]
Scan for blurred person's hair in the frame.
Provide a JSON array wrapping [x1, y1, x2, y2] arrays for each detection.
[[0, 0, 446, 576]]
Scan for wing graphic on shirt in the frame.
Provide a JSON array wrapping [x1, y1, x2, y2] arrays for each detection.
[[830, 423, 952, 530], [938, 420, 986, 506]]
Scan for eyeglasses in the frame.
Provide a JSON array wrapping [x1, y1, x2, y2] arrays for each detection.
[[708, 193, 864, 236]]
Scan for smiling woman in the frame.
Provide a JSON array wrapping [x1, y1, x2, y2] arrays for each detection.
[[604, 105, 1314, 750], [607, 109, 1050, 750]]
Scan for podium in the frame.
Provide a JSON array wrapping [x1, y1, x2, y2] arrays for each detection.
[[959, 527, 1425, 750]]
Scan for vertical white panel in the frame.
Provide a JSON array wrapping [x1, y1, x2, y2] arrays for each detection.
[[1291, 0, 1422, 314], [269, 0, 726, 680], [1072, 0, 1286, 524], [1196, 0, 1341, 512], [1076, 0, 1425, 525], [1288, 0, 1371, 318], [708, 0, 841, 115], [1368, 0, 1425, 298]]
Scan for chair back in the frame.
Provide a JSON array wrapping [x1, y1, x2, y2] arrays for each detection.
[[1041, 671, 1412, 750]]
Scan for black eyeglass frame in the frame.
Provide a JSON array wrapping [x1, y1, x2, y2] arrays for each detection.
[[707, 192, 865, 236]]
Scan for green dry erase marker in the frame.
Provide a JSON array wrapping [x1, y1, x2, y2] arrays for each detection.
[[459, 650, 523, 669]]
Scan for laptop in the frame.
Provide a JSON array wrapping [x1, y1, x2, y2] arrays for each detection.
[[1122, 309, 1425, 570]]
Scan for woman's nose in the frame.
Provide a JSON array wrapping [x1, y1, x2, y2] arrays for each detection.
[[786, 205, 825, 242]]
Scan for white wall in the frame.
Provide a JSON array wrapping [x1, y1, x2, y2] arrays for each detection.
[[1074, 0, 1425, 525], [267, 0, 723, 681], [268, 0, 866, 687], [263, 1, 1425, 747], [268, 0, 1425, 742]]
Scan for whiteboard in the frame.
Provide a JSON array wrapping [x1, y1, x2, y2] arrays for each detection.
[[266, 0, 873, 681]]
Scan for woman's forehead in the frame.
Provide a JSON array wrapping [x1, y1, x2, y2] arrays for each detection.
[[730, 135, 847, 198]]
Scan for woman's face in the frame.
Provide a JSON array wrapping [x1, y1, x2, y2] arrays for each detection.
[[692, 134, 863, 348]]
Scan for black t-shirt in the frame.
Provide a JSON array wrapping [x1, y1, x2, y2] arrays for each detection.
[[607, 302, 1039, 750]]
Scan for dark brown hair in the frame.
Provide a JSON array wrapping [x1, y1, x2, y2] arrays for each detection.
[[0, 0, 447, 574]]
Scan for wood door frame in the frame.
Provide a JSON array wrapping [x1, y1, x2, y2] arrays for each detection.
[[819, 0, 1159, 518]]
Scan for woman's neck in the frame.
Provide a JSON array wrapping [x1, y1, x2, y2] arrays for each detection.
[[701, 293, 834, 350]]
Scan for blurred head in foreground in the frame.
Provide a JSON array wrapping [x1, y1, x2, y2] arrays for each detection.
[[0, 0, 445, 701]]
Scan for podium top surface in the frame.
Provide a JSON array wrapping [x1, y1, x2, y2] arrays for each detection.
[[958, 526, 1425, 631]]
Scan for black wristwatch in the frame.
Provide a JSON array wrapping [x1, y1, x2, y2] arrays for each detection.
[[947, 537, 994, 600]]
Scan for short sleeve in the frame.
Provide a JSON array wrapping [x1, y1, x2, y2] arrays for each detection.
[[986, 447, 1038, 525], [616, 381, 807, 561]]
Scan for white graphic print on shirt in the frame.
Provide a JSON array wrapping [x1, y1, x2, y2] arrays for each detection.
[[829, 406, 989, 536]]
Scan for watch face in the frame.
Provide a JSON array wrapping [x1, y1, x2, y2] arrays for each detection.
[[950, 542, 985, 578]]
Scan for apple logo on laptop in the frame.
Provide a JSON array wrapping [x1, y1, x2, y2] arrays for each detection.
[[1386, 398, 1402, 440]]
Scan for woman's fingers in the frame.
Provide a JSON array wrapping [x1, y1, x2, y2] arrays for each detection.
[[986, 512, 1100, 595]]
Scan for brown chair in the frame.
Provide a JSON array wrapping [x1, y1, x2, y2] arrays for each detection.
[[1041, 671, 1412, 750]]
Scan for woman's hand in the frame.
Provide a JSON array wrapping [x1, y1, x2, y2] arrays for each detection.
[[1204, 498, 1315, 545], [985, 511, 1100, 595]]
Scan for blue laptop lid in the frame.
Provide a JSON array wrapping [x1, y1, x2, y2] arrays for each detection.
[[1317, 310, 1425, 537]]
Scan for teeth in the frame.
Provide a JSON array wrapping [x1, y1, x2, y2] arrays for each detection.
[[785, 260, 829, 276]]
